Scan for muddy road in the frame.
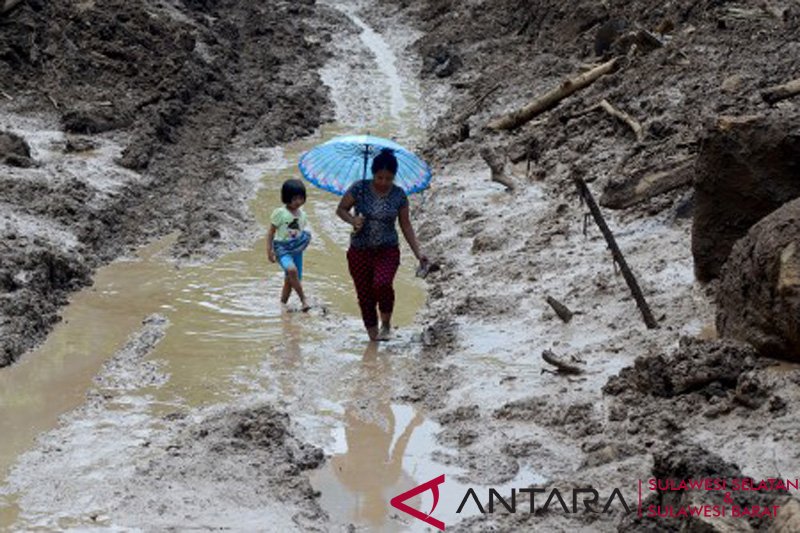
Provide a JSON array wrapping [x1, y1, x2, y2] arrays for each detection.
[[3, 0, 800, 532], [1, 0, 506, 530]]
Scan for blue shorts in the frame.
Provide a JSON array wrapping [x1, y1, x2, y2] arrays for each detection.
[[278, 252, 303, 279]]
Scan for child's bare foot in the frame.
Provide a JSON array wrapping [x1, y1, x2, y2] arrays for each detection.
[[301, 301, 312, 313]]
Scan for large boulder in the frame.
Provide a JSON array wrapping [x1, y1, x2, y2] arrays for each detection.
[[717, 197, 800, 361], [692, 115, 800, 281]]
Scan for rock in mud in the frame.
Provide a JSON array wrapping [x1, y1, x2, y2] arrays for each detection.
[[603, 337, 762, 398], [422, 46, 462, 78], [717, 198, 800, 361], [594, 19, 628, 56], [61, 108, 132, 134], [0, 130, 33, 166], [692, 113, 800, 281]]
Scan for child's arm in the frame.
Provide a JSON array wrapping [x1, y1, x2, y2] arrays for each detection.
[[266, 225, 277, 263]]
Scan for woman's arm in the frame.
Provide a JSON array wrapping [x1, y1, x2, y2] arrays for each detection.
[[336, 193, 364, 230], [398, 205, 426, 263], [266, 225, 277, 263]]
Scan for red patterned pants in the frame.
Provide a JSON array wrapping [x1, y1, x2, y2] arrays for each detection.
[[346, 246, 401, 329]]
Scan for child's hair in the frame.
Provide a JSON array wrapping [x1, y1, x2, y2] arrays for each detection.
[[371, 148, 398, 175], [281, 178, 307, 205]]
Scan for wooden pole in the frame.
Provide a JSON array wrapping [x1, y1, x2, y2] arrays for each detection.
[[574, 175, 659, 329]]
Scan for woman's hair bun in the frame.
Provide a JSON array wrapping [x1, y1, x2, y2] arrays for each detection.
[[372, 147, 399, 175]]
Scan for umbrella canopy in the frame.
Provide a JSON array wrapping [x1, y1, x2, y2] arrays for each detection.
[[298, 134, 432, 196]]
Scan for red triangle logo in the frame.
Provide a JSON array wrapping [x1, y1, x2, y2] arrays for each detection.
[[390, 474, 446, 530]]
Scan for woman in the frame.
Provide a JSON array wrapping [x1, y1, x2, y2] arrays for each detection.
[[336, 148, 427, 341]]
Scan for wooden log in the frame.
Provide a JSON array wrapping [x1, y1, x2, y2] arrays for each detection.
[[598, 99, 643, 141], [480, 146, 515, 191], [487, 58, 619, 131], [761, 78, 800, 105], [574, 175, 659, 329], [600, 157, 695, 209], [542, 349, 584, 375], [545, 295, 574, 323]]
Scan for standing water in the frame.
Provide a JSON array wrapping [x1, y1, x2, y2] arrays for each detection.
[[0, 3, 509, 531]]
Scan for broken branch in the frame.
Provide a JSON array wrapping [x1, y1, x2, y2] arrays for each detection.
[[546, 295, 574, 323], [454, 82, 502, 125], [600, 157, 696, 209], [542, 349, 584, 375], [480, 146, 515, 191], [761, 77, 800, 105], [599, 99, 644, 141], [574, 175, 659, 329], [487, 58, 619, 131]]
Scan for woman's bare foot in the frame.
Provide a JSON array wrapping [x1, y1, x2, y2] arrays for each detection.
[[367, 326, 379, 341], [377, 323, 391, 341]]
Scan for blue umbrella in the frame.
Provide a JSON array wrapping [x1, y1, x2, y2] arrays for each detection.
[[298, 134, 432, 196]]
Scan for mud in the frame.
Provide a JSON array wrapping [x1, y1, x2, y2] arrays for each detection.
[[1, 1, 439, 530], [2, 314, 330, 531], [368, 1, 800, 530], [0, 0, 338, 367], [692, 111, 800, 281], [717, 198, 800, 361], [4, 0, 800, 530]]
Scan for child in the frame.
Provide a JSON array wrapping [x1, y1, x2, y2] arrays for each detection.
[[267, 179, 312, 312]]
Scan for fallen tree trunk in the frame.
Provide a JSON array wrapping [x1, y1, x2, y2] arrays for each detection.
[[487, 58, 619, 131], [599, 99, 643, 141], [542, 349, 584, 375], [761, 78, 800, 104], [600, 157, 696, 209], [574, 175, 659, 329]]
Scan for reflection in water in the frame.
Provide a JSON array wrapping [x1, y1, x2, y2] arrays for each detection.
[[329, 343, 423, 529]]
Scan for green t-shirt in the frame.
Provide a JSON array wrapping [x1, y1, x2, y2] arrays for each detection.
[[271, 206, 307, 241]]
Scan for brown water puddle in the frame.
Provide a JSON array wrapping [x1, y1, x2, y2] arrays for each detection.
[[0, 116, 440, 525]]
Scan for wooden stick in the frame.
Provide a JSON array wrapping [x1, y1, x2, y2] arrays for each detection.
[[480, 146, 515, 191], [542, 349, 584, 375], [574, 175, 659, 329], [0, 90, 12, 101], [454, 83, 502, 125], [487, 58, 618, 131], [599, 99, 644, 141], [761, 78, 800, 104], [600, 157, 695, 209], [545, 295, 574, 323]]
